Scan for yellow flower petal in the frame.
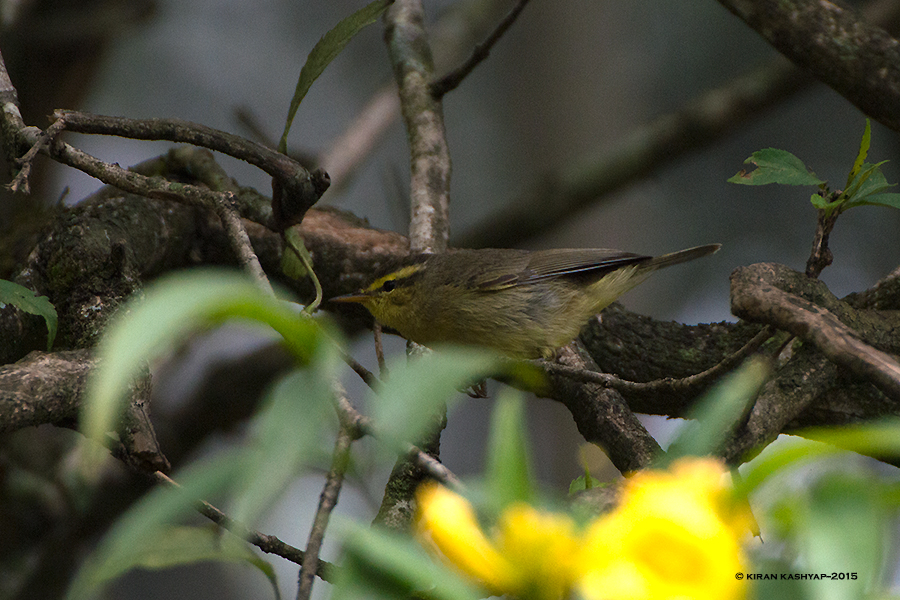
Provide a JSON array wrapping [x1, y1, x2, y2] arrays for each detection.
[[577, 458, 748, 600], [496, 504, 581, 600], [415, 483, 514, 592]]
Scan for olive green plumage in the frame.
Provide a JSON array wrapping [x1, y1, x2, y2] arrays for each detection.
[[332, 244, 720, 359]]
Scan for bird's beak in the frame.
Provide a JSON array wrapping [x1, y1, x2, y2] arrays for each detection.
[[329, 292, 370, 304]]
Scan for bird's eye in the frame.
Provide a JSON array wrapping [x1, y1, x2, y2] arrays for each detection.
[[381, 279, 397, 292]]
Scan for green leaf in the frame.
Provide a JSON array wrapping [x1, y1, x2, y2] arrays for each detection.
[[67, 454, 246, 600], [663, 357, 769, 464], [278, 0, 393, 153], [810, 192, 839, 212], [845, 119, 871, 189], [0, 279, 57, 350], [232, 366, 337, 525], [842, 160, 889, 201], [738, 418, 900, 495], [370, 347, 505, 453], [485, 390, 533, 512], [737, 437, 839, 496], [281, 227, 309, 280], [800, 418, 900, 457], [843, 162, 898, 208], [333, 522, 482, 600], [728, 148, 825, 186], [802, 474, 884, 599], [851, 192, 900, 210], [82, 269, 323, 464], [77, 525, 281, 600]]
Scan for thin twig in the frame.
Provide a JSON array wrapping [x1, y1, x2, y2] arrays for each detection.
[[340, 349, 381, 390], [51, 110, 309, 184], [373, 322, 388, 377], [296, 426, 353, 600], [335, 394, 462, 489], [406, 442, 463, 489], [806, 205, 840, 278], [213, 192, 275, 296], [376, 0, 455, 531], [9, 118, 65, 193], [430, 0, 532, 98], [541, 325, 776, 397], [152, 471, 336, 582]]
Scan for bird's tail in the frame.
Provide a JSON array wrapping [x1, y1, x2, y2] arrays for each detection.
[[644, 243, 721, 270]]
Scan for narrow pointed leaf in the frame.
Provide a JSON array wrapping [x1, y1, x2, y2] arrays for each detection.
[[846, 119, 871, 189], [739, 418, 900, 495], [843, 160, 889, 201], [232, 366, 337, 526], [279, 0, 393, 153], [77, 525, 281, 600], [803, 475, 883, 598], [485, 390, 533, 511]]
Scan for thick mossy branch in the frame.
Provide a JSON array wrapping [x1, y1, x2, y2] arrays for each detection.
[[732, 262, 900, 400], [718, 0, 900, 132], [723, 262, 900, 462]]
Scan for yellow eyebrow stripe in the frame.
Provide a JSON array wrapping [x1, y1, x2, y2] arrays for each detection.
[[362, 264, 425, 292]]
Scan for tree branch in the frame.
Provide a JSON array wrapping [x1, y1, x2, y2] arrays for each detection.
[[384, 0, 452, 253], [717, 0, 900, 132], [731, 262, 900, 400], [430, 0, 532, 99]]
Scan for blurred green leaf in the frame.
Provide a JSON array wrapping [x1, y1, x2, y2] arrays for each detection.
[[663, 357, 769, 464], [332, 522, 482, 600], [71, 361, 341, 597], [846, 119, 871, 189], [232, 366, 338, 525], [84, 525, 280, 599], [485, 390, 533, 512], [279, 0, 393, 153], [0, 279, 57, 350], [739, 418, 900, 496], [748, 558, 810, 600], [82, 269, 323, 466], [802, 474, 883, 600], [728, 149, 825, 186], [800, 418, 900, 457], [738, 437, 839, 496], [67, 454, 245, 600], [370, 347, 504, 452]]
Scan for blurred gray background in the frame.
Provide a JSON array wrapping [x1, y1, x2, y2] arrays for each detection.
[[10, 0, 900, 597]]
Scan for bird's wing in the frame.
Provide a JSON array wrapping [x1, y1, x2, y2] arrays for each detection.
[[520, 249, 649, 282], [472, 249, 649, 290]]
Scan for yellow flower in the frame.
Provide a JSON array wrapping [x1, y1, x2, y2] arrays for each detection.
[[415, 482, 515, 592], [495, 504, 581, 600], [576, 457, 749, 600], [415, 483, 580, 600]]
